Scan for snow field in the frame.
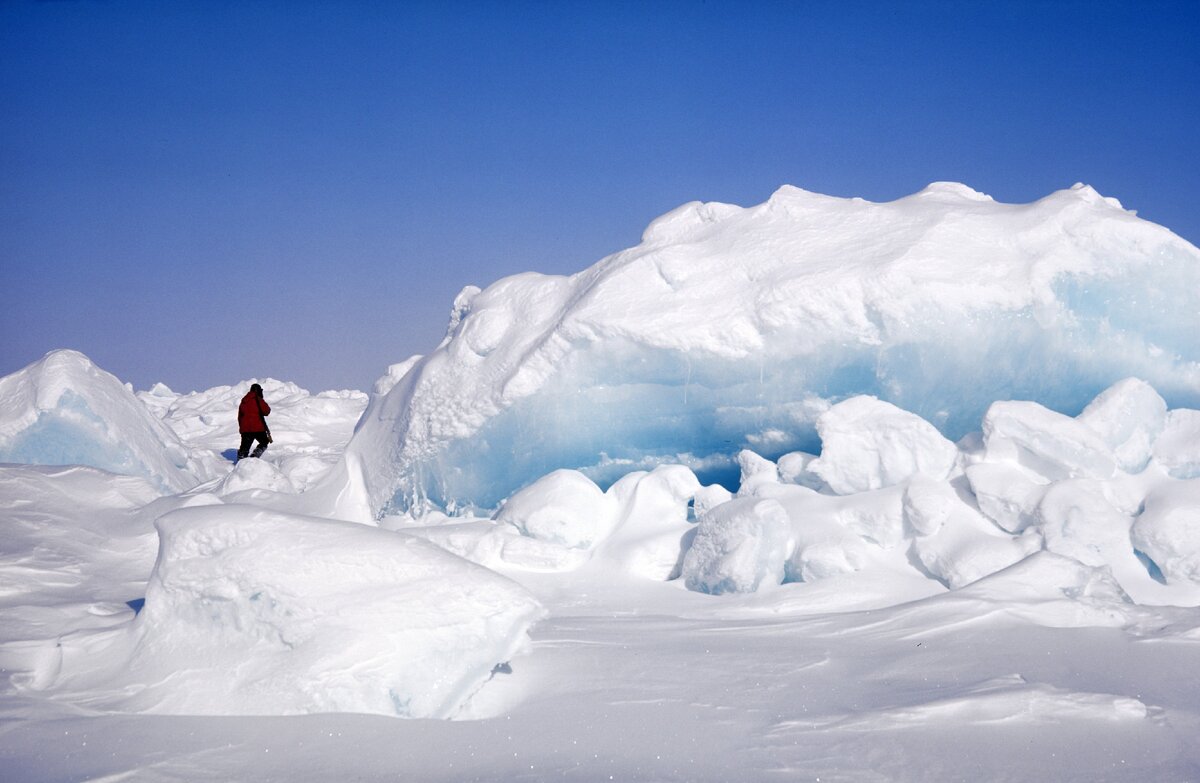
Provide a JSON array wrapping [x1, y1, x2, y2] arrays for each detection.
[[2, 181, 1200, 779]]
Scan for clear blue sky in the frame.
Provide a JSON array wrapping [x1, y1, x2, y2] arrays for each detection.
[[3, 0, 1197, 393]]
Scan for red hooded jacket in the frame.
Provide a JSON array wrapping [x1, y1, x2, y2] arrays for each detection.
[[238, 390, 271, 433]]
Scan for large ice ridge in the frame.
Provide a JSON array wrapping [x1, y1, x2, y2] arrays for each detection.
[[349, 183, 1200, 515]]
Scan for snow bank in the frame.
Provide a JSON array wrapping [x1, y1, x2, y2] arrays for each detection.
[[46, 505, 545, 718], [347, 182, 1200, 515], [0, 350, 200, 492]]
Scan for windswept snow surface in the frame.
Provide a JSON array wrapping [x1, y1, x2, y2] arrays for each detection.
[[4, 183, 1200, 780], [349, 183, 1200, 515]]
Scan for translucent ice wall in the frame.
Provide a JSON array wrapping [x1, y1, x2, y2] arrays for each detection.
[[349, 183, 1200, 515]]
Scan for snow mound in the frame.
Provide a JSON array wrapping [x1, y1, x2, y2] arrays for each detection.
[[43, 505, 545, 718], [347, 183, 1200, 516], [494, 469, 617, 549], [0, 350, 200, 492]]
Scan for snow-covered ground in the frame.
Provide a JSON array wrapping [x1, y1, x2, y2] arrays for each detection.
[[2, 183, 1200, 781]]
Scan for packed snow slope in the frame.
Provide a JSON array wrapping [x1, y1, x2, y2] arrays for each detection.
[[349, 183, 1200, 515]]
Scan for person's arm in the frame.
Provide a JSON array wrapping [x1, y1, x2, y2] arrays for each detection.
[[258, 396, 271, 417]]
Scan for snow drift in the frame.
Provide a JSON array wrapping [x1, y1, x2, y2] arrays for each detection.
[[36, 505, 545, 718], [348, 182, 1200, 515], [0, 350, 204, 492]]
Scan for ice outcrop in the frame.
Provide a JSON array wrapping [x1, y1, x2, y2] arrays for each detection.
[[347, 183, 1200, 516], [0, 350, 201, 492]]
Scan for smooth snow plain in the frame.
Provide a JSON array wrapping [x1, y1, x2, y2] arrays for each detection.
[[2, 183, 1200, 782]]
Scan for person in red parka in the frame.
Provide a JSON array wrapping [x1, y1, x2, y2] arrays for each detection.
[[236, 383, 272, 460]]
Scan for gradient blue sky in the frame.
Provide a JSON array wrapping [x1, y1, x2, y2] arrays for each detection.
[[3, 0, 1198, 392]]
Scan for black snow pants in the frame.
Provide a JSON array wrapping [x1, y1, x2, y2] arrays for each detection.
[[237, 431, 270, 460]]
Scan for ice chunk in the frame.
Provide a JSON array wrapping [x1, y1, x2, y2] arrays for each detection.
[[693, 483, 734, 517], [776, 451, 826, 490], [0, 350, 199, 492], [494, 469, 617, 549], [809, 396, 959, 495], [1131, 480, 1200, 585], [831, 485, 907, 550], [1077, 378, 1167, 473], [911, 502, 1041, 588], [1152, 409, 1200, 479], [1031, 478, 1180, 603], [1036, 480, 1132, 569], [735, 449, 781, 496], [965, 462, 1049, 533], [903, 475, 959, 536], [786, 522, 875, 582], [982, 401, 1116, 482], [764, 483, 889, 581], [47, 505, 545, 718], [681, 497, 791, 594]]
